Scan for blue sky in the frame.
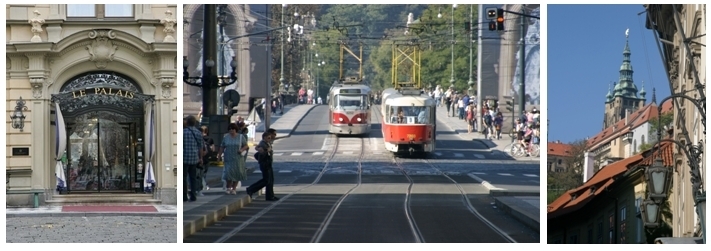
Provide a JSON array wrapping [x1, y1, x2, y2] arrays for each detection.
[[548, 4, 671, 144]]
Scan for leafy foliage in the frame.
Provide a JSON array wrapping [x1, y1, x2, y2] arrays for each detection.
[[547, 139, 590, 204], [269, 4, 482, 97]]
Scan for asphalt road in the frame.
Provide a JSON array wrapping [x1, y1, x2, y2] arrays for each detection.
[[184, 104, 539, 243]]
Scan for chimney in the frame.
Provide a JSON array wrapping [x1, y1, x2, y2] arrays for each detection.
[[625, 109, 629, 125], [583, 151, 597, 183]]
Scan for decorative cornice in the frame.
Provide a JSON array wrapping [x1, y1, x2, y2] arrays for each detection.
[[113, 41, 147, 57], [56, 41, 92, 57]]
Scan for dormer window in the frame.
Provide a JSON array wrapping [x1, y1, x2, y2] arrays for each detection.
[[590, 186, 597, 194]]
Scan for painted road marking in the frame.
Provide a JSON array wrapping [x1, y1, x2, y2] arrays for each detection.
[[313, 152, 324, 155], [498, 173, 513, 176], [472, 172, 487, 175], [473, 154, 485, 159], [454, 153, 464, 158], [278, 170, 292, 173], [434, 152, 443, 156], [523, 174, 538, 177], [343, 151, 353, 154], [381, 170, 395, 174], [273, 153, 284, 156], [291, 152, 303, 156]]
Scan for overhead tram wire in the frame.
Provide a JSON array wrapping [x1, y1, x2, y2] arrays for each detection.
[[637, 10, 658, 94]]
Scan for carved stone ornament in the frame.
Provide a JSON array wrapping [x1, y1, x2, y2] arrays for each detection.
[[160, 77, 174, 98], [30, 77, 45, 98], [161, 10, 177, 43], [29, 10, 45, 42], [86, 30, 118, 69]]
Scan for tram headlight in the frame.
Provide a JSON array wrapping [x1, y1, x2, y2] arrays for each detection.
[[339, 118, 343, 122], [357, 117, 362, 122]]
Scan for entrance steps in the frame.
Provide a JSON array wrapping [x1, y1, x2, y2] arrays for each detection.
[[46, 193, 160, 205]]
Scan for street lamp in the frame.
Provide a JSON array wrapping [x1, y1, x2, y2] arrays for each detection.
[[280, 4, 288, 97], [645, 157, 671, 203], [640, 93, 706, 243], [437, 5, 456, 87], [467, 4, 475, 96], [317, 61, 325, 100], [640, 198, 661, 228], [183, 4, 238, 126], [10, 96, 28, 132]]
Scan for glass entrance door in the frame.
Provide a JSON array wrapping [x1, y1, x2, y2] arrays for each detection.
[[66, 113, 135, 192]]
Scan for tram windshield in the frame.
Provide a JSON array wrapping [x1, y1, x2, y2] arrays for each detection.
[[387, 106, 431, 124], [334, 94, 368, 110]]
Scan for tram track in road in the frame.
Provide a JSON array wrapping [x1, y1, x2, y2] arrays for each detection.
[[392, 157, 426, 243], [396, 156, 517, 243], [310, 137, 364, 243], [213, 135, 367, 243]]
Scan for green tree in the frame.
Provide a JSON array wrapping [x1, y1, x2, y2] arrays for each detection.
[[547, 139, 591, 204], [638, 111, 673, 152]]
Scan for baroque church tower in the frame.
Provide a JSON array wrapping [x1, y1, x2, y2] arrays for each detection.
[[603, 29, 647, 129]]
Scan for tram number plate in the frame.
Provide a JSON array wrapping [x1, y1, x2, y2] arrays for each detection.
[[407, 134, 416, 140], [346, 111, 354, 115]]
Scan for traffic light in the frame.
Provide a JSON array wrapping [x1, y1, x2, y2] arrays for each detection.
[[496, 8, 505, 31], [488, 21, 496, 31], [485, 7, 497, 20], [504, 96, 514, 112]]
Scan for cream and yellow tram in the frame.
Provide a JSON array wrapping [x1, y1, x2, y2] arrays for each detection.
[[328, 80, 372, 135], [381, 88, 437, 154]]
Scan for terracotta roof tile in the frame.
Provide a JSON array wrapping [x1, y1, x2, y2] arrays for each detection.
[[587, 103, 663, 149], [548, 141, 673, 219], [548, 142, 574, 157]]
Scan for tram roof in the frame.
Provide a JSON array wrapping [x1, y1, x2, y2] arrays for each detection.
[[383, 93, 435, 106]]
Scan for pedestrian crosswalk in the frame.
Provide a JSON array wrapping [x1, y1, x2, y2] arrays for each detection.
[[274, 151, 500, 159], [472, 172, 538, 178], [271, 151, 497, 159]]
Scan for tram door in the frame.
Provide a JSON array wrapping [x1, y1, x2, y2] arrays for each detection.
[[66, 112, 138, 192]]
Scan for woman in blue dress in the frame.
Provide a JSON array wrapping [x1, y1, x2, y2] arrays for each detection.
[[218, 123, 249, 194]]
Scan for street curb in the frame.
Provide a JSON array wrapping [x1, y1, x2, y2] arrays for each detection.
[[7, 212, 177, 217], [182, 190, 263, 239], [493, 197, 540, 233], [284, 104, 320, 139], [489, 190, 540, 197], [467, 173, 504, 191]]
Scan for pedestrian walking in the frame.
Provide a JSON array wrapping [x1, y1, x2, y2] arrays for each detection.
[[183, 115, 203, 202], [197, 126, 214, 195], [218, 123, 249, 195], [246, 131, 279, 201]]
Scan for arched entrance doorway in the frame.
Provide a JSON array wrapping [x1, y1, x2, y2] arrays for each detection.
[[51, 72, 155, 193]]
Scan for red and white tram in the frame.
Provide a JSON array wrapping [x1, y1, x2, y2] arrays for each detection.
[[380, 88, 437, 154], [328, 78, 372, 135]]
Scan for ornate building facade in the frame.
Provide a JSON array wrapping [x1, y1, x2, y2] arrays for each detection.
[[6, 4, 178, 205], [646, 4, 706, 239]]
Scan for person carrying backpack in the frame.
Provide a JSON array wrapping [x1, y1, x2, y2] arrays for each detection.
[[196, 126, 214, 195]]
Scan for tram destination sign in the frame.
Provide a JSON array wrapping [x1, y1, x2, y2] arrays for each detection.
[[72, 87, 136, 99], [340, 89, 361, 94]]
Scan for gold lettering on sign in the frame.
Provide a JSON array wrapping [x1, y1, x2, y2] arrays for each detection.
[[71, 88, 135, 99]]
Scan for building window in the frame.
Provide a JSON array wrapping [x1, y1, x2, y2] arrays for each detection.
[[558, 159, 562, 165], [67, 4, 133, 18], [609, 212, 615, 243], [588, 225, 593, 244], [620, 206, 627, 243], [597, 219, 603, 243]]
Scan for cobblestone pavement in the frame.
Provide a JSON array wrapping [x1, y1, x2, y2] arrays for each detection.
[[6, 216, 177, 243]]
